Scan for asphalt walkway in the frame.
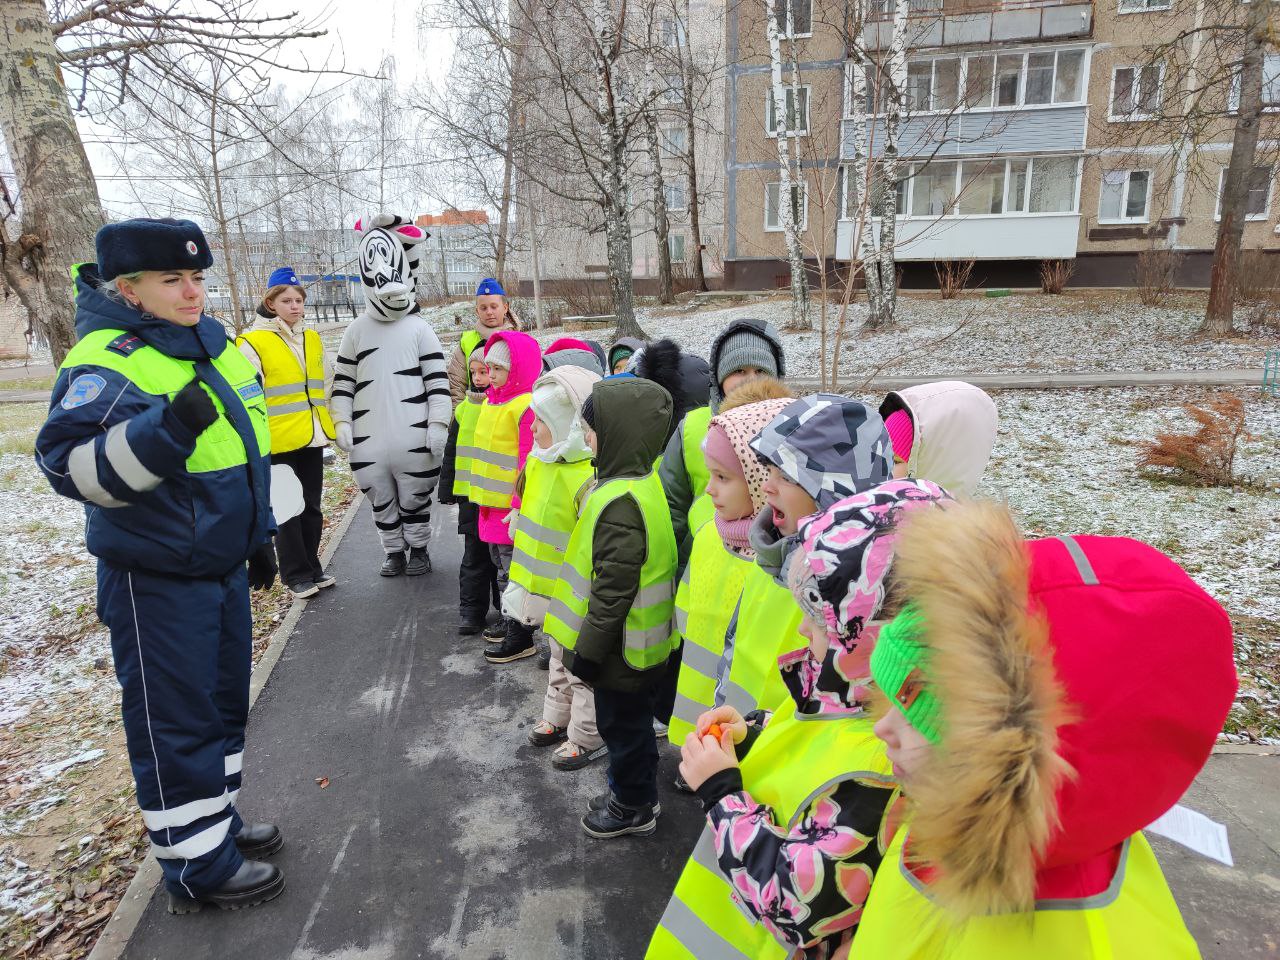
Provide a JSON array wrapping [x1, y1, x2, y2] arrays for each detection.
[[104, 503, 1278, 959]]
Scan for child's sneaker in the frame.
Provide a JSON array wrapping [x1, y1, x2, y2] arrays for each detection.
[[551, 740, 607, 771], [581, 796, 658, 838], [528, 720, 567, 747], [484, 633, 536, 663]]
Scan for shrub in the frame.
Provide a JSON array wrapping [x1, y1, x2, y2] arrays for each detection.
[[1134, 243, 1183, 306], [1236, 249, 1279, 305], [935, 259, 974, 300], [1138, 394, 1251, 487], [1039, 258, 1074, 295]]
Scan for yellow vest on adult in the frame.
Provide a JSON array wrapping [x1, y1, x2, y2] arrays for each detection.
[[236, 328, 334, 453], [451, 393, 484, 498], [682, 407, 715, 532], [544, 474, 679, 671], [669, 519, 750, 745], [647, 698, 896, 959], [854, 829, 1199, 959], [509, 456, 594, 599], [469, 394, 533, 508], [719, 564, 806, 718]]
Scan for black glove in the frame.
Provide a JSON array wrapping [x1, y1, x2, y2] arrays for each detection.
[[247, 543, 278, 591], [170, 379, 219, 436], [566, 651, 601, 685], [436, 487, 456, 506]]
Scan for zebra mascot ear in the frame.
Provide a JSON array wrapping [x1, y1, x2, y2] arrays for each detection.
[[354, 214, 431, 322]]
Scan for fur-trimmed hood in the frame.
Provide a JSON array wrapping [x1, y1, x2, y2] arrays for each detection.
[[879, 381, 998, 495], [886, 501, 1237, 916], [635, 338, 711, 440]]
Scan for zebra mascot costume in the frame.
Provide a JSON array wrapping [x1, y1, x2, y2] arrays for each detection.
[[331, 214, 452, 577]]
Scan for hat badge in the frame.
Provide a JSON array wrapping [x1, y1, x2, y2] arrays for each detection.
[[186, 240, 198, 256]]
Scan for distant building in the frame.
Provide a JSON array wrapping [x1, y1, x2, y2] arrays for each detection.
[[0, 297, 31, 359], [415, 209, 497, 299]]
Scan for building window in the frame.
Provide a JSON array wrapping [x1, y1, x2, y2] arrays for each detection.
[[893, 156, 1080, 218], [1099, 169, 1152, 222], [660, 17, 686, 48], [659, 124, 687, 159], [662, 72, 683, 104], [910, 161, 958, 217], [668, 233, 687, 262], [1216, 166, 1273, 221], [765, 181, 808, 231], [958, 160, 1006, 215], [868, 48, 1086, 116], [766, 85, 811, 136], [1228, 54, 1280, 112], [905, 58, 960, 112], [1110, 64, 1163, 120], [773, 0, 813, 37], [664, 181, 688, 211], [1118, 0, 1171, 11], [839, 164, 906, 218]]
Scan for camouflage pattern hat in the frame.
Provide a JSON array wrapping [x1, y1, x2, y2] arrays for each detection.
[[749, 394, 892, 510]]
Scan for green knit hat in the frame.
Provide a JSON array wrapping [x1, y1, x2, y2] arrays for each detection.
[[870, 604, 943, 744]]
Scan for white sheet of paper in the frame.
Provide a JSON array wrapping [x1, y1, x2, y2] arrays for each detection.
[[270, 463, 304, 524], [1145, 804, 1233, 867]]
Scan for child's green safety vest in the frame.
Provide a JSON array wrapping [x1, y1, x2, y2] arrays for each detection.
[[452, 393, 484, 498], [719, 563, 807, 717], [469, 394, 532, 508], [508, 456, 594, 598], [544, 473, 679, 671]]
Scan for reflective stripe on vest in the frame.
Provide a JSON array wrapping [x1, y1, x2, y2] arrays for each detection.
[[855, 831, 1199, 959], [719, 563, 807, 717], [648, 698, 896, 960], [509, 456, 594, 600], [236, 328, 334, 454], [63, 329, 270, 474], [452, 394, 484, 497], [468, 395, 533, 507], [682, 405, 712, 501], [669, 520, 750, 745], [543, 473, 679, 671]]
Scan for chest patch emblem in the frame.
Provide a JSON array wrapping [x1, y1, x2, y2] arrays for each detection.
[[238, 381, 264, 401], [61, 373, 107, 410]]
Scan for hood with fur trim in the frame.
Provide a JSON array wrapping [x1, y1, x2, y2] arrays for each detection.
[[781, 480, 953, 717], [635, 338, 711, 440], [484, 329, 542, 404], [530, 365, 600, 464], [708, 318, 786, 412], [879, 381, 998, 496], [884, 501, 1237, 917]]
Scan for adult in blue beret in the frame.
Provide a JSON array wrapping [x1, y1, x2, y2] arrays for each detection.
[[35, 218, 286, 914]]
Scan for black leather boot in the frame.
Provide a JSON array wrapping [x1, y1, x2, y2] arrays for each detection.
[[166, 859, 285, 914], [589, 791, 661, 816], [234, 822, 283, 858], [380, 551, 406, 577], [581, 795, 658, 839], [405, 546, 431, 576]]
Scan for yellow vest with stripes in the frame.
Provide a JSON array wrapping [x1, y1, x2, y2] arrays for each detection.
[[682, 407, 714, 531], [647, 699, 896, 959], [236, 328, 334, 454], [854, 830, 1199, 959], [669, 520, 750, 745], [509, 456, 595, 599], [719, 563, 807, 718], [544, 473, 679, 671], [452, 393, 484, 498], [468, 394, 533, 508]]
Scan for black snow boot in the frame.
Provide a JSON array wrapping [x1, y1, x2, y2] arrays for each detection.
[[581, 795, 658, 839], [405, 546, 432, 576], [167, 859, 285, 914], [484, 621, 536, 663], [589, 791, 661, 816], [380, 551, 406, 577], [458, 616, 485, 636], [482, 620, 508, 642], [234, 822, 283, 858]]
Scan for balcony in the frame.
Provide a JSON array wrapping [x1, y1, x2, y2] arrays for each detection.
[[862, 0, 1093, 51]]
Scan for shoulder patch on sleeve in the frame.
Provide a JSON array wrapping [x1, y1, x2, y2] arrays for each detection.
[[106, 333, 143, 356], [238, 381, 264, 401], [61, 373, 108, 410]]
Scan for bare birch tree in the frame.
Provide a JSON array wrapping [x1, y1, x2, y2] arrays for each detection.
[[766, 0, 811, 328], [641, 34, 676, 304]]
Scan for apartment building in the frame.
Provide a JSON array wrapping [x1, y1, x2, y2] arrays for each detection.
[[722, 0, 1278, 288], [414, 209, 498, 299]]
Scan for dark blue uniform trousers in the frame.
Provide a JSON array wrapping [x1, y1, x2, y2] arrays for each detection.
[[98, 561, 250, 897]]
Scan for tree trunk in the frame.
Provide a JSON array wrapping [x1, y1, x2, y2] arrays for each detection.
[[766, 5, 809, 329], [644, 53, 674, 305], [207, 83, 246, 334], [438, 230, 450, 300], [0, 0, 104, 364], [865, 0, 909, 330], [681, 0, 708, 292], [495, 106, 518, 286], [1203, 0, 1269, 335]]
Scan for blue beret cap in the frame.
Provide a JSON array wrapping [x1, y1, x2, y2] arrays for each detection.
[[476, 278, 506, 297], [95, 218, 213, 280], [268, 267, 301, 288]]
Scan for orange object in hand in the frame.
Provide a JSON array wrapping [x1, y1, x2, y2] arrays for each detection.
[[705, 723, 724, 740]]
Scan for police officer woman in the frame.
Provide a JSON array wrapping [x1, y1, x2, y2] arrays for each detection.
[[36, 219, 286, 913]]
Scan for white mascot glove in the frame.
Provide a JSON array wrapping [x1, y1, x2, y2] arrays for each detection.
[[427, 421, 448, 462], [335, 422, 353, 454]]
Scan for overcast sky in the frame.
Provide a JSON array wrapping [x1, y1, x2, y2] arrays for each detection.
[[84, 0, 457, 219]]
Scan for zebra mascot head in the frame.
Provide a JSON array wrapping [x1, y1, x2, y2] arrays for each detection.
[[354, 214, 430, 322]]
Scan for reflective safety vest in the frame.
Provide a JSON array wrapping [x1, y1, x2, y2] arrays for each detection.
[[682, 405, 712, 525], [854, 830, 1199, 960], [719, 563, 807, 718], [669, 520, 750, 745], [509, 456, 594, 599], [647, 698, 896, 960], [451, 393, 484, 498], [236, 328, 334, 454], [65, 328, 271, 477], [544, 473, 679, 671], [468, 394, 533, 508], [460, 329, 483, 364]]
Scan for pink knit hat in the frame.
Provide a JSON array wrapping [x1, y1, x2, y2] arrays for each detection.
[[702, 423, 742, 480], [885, 409, 914, 463]]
